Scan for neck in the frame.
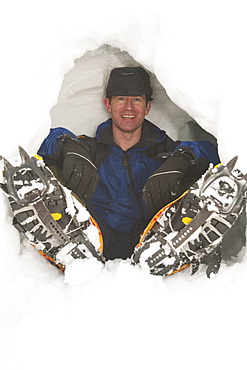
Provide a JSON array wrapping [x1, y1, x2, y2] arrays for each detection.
[[112, 126, 142, 151]]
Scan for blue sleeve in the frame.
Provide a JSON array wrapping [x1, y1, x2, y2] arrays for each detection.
[[177, 140, 220, 166], [38, 127, 77, 157]]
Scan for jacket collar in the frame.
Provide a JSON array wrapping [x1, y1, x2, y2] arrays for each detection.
[[95, 119, 166, 149]]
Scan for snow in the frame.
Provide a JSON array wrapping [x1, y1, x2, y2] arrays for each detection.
[[1, 0, 247, 369]]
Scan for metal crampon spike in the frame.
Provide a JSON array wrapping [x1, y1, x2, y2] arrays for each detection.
[[225, 156, 238, 174], [0, 147, 31, 173], [18, 146, 31, 165], [0, 155, 15, 173]]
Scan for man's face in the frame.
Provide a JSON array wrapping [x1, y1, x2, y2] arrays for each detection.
[[104, 95, 152, 134]]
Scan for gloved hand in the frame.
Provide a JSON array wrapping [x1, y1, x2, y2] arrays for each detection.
[[143, 150, 195, 215], [61, 138, 98, 200]]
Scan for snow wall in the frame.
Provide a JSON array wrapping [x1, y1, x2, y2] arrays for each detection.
[[1, 1, 247, 369]]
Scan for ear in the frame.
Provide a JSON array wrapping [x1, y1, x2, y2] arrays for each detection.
[[145, 100, 152, 115], [104, 98, 112, 113]]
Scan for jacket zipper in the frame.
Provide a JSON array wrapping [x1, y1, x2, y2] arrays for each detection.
[[122, 152, 146, 232]]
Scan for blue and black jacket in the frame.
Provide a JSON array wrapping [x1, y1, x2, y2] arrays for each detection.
[[38, 119, 220, 238]]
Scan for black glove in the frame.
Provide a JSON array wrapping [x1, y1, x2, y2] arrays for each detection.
[[143, 150, 195, 215], [61, 138, 98, 200]]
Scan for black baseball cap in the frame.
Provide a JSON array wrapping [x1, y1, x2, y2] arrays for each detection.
[[105, 67, 153, 100]]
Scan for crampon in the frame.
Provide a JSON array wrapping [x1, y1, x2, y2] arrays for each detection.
[[0, 147, 104, 271], [132, 157, 247, 278]]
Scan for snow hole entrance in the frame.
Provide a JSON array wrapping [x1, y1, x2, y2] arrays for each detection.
[[49, 44, 247, 262], [50, 44, 216, 144]]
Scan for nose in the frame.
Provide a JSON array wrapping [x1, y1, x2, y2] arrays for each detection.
[[124, 97, 134, 110]]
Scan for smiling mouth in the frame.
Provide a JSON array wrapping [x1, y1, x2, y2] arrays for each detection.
[[121, 115, 136, 119]]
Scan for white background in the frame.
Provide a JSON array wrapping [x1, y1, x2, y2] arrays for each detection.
[[0, 1, 246, 369]]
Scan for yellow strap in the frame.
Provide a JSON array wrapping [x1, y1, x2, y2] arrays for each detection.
[[51, 213, 63, 221], [33, 154, 43, 160], [182, 217, 193, 225]]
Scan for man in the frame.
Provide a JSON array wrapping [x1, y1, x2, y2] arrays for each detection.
[[38, 67, 220, 260]]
